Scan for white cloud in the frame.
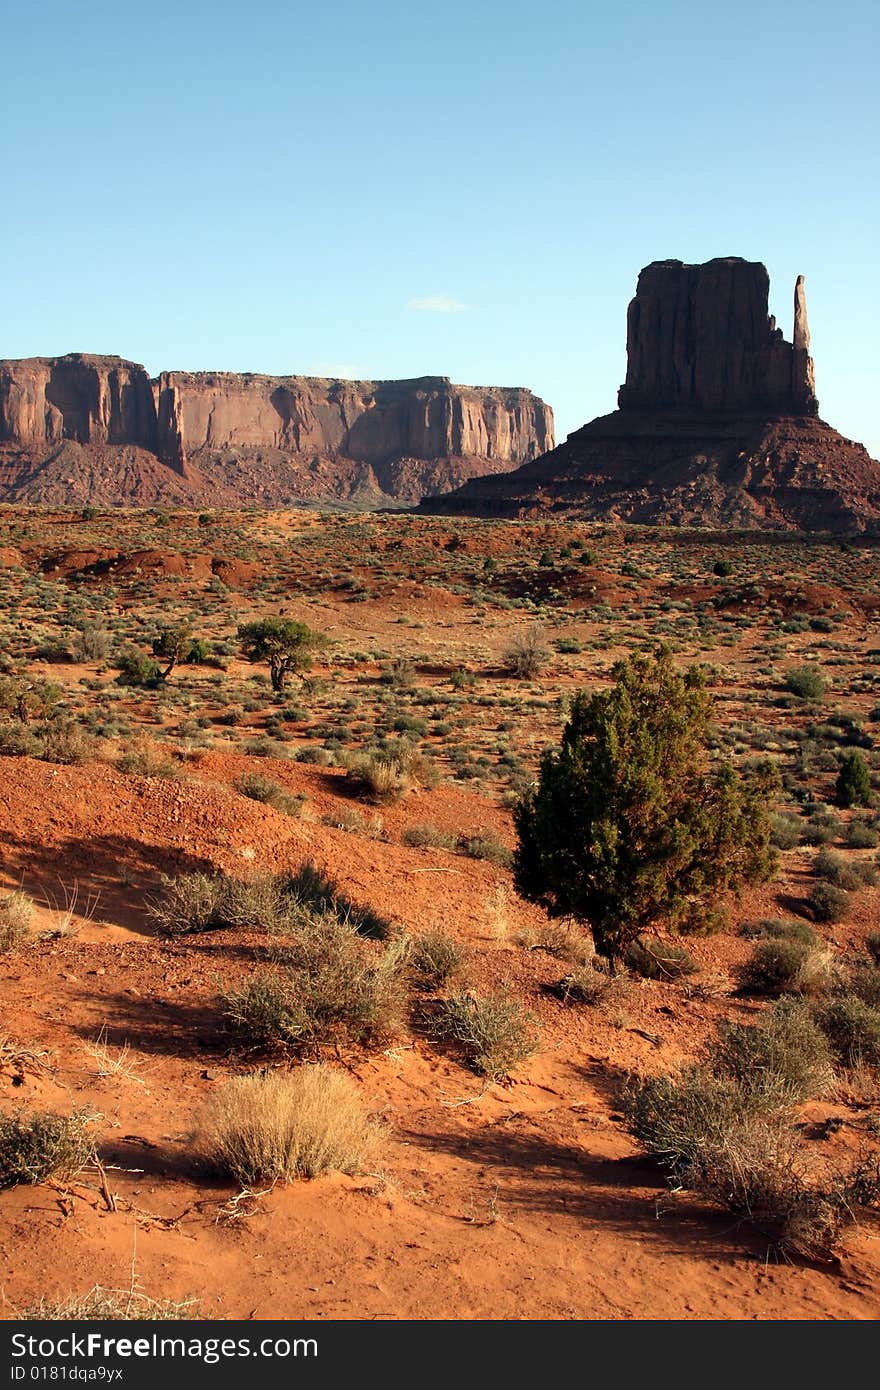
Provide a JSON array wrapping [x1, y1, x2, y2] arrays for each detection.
[[407, 294, 469, 314]]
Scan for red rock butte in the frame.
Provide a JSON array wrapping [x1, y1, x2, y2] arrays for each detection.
[[0, 360, 553, 508], [423, 257, 880, 533]]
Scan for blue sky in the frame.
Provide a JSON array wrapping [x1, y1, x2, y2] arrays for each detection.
[[3, 0, 878, 454]]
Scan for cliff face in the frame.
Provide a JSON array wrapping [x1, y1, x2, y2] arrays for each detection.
[[617, 258, 818, 414], [0, 356, 553, 507], [154, 372, 552, 471], [0, 355, 158, 451], [424, 259, 880, 533]]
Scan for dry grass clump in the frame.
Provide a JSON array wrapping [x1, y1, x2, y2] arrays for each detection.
[[429, 991, 539, 1081], [199, 1066, 382, 1185], [514, 918, 595, 967], [343, 741, 439, 805], [224, 915, 410, 1054], [0, 890, 34, 952], [24, 1285, 198, 1320], [407, 930, 469, 992], [739, 936, 834, 997], [0, 1108, 97, 1188]]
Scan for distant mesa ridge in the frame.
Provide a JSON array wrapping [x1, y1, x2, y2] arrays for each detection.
[[0, 357, 554, 508], [423, 257, 880, 533]]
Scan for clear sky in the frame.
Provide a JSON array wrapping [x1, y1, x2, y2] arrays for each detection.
[[3, 0, 878, 454]]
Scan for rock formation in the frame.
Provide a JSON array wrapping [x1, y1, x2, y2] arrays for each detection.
[[0, 356, 553, 508], [423, 258, 880, 533]]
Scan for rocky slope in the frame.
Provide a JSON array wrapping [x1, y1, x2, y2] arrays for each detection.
[[423, 258, 880, 532], [0, 356, 553, 507]]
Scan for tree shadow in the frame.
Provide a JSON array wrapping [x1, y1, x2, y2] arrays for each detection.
[[0, 830, 218, 935], [67, 988, 230, 1060], [404, 1117, 785, 1265]]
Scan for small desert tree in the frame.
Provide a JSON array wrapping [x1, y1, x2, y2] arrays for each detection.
[[238, 618, 326, 693], [513, 647, 777, 965], [152, 624, 196, 681], [836, 749, 872, 808]]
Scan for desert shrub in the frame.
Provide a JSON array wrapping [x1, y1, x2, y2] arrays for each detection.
[[199, 1066, 382, 1185], [866, 931, 880, 967], [836, 750, 872, 808], [408, 930, 468, 992], [814, 847, 876, 891], [712, 999, 835, 1102], [70, 625, 111, 661], [114, 646, 162, 688], [785, 665, 827, 701], [233, 771, 304, 816], [739, 938, 833, 996], [0, 1108, 96, 1188], [401, 823, 457, 850], [116, 738, 178, 779], [818, 995, 880, 1068], [429, 991, 539, 1081], [149, 864, 390, 941], [808, 880, 851, 924], [514, 919, 596, 967], [620, 1067, 876, 1259], [40, 719, 95, 766], [514, 648, 777, 964], [846, 819, 879, 849], [0, 890, 34, 952], [282, 860, 390, 940], [344, 742, 439, 805], [224, 920, 410, 1053], [457, 832, 513, 868], [625, 939, 697, 980], [502, 624, 550, 679], [802, 808, 842, 846], [848, 964, 880, 1011], [556, 962, 633, 1008], [769, 813, 802, 850], [740, 918, 818, 946]]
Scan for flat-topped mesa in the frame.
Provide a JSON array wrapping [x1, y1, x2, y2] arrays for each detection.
[[0, 354, 158, 451], [154, 372, 553, 472], [617, 257, 818, 416], [0, 354, 554, 505]]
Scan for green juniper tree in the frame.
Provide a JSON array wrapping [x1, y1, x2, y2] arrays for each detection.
[[513, 647, 777, 966]]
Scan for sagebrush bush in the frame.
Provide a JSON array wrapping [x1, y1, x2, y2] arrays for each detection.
[[401, 824, 457, 851], [149, 863, 390, 941], [234, 772, 304, 817], [848, 964, 880, 1011], [0, 890, 34, 953], [785, 665, 826, 701], [813, 848, 876, 891], [429, 991, 539, 1080], [808, 880, 851, 924], [224, 917, 410, 1053], [408, 930, 468, 992], [199, 1066, 382, 1184], [739, 938, 834, 997], [621, 1062, 878, 1259], [457, 832, 513, 868], [502, 624, 550, 679], [711, 999, 835, 1102], [741, 918, 818, 946], [817, 995, 880, 1068], [0, 1108, 96, 1187], [769, 813, 802, 850]]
